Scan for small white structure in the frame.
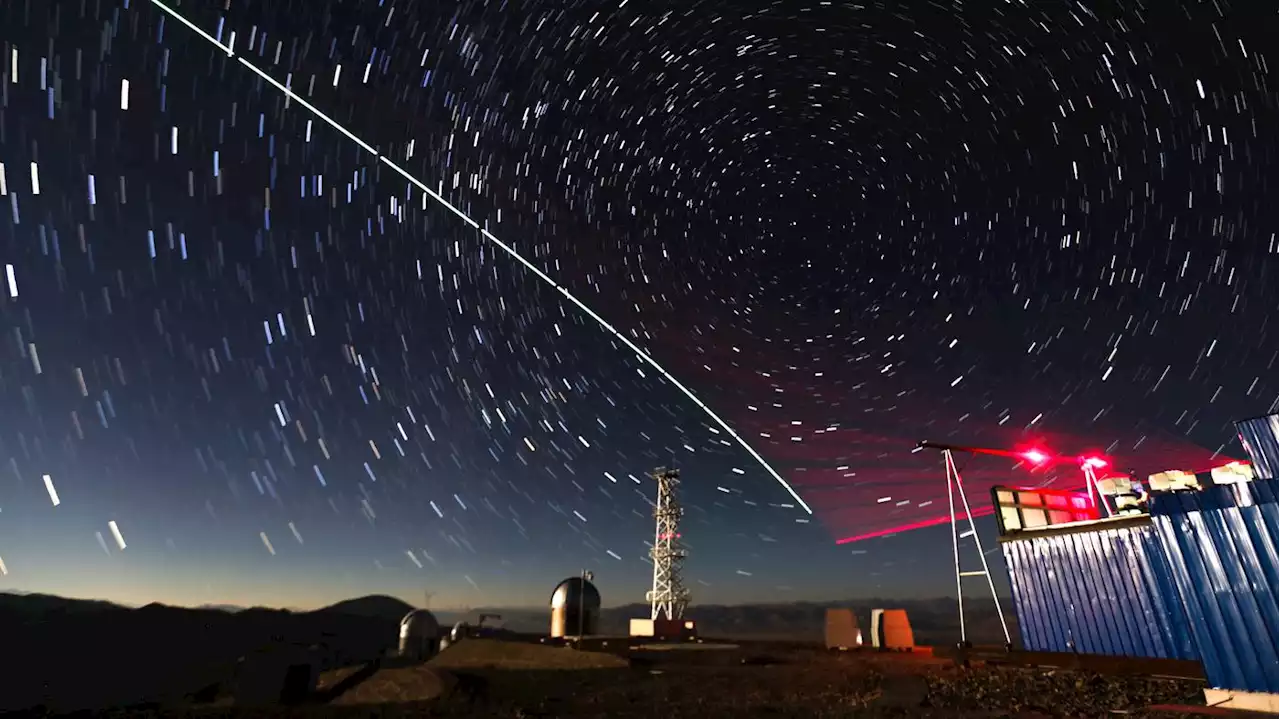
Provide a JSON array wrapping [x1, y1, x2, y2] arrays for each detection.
[[824, 608, 862, 650], [629, 617, 697, 640], [1147, 469, 1201, 492], [399, 609, 441, 660], [1210, 461, 1255, 485], [1097, 475, 1148, 515], [870, 608, 915, 650]]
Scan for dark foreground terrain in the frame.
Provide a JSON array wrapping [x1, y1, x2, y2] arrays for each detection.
[[2, 592, 415, 712], [0, 590, 1014, 712], [78, 638, 1221, 719], [5, 592, 1234, 718]]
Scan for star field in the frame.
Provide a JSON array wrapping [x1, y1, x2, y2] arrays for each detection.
[[0, 0, 1273, 608]]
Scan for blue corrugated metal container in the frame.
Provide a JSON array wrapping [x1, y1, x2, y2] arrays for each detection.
[[1001, 519, 1197, 660], [1149, 479, 1279, 693], [1236, 414, 1279, 480]]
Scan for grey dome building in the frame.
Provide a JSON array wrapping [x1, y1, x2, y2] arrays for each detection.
[[398, 609, 441, 660], [549, 576, 601, 638]]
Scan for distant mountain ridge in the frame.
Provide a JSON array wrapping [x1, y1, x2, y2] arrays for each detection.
[[0, 591, 128, 618], [0, 591, 1014, 645], [0, 592, 418, 621], [0, 591, 1014, 651], [453, 597, 1015, 646], [0, 592, 418, 712], [196, 603, 248, 613]]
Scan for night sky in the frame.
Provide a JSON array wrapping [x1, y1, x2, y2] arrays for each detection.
[[0, 0, 1274, 612]]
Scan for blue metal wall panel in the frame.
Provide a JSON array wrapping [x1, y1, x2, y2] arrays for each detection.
[[1001, 523, 1197, 660], [1236, 414, 1280, 480], [1149, 479, 1280, 693]]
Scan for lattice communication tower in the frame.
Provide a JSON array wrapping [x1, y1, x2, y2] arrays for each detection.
[[645, 467, 691, 620]]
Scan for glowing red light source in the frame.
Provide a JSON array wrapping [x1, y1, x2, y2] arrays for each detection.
[[1082, 456, 1108, 469], [1021, 449, 1049, 465]]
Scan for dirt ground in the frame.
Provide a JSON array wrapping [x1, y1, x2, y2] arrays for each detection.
[[416, 640, 1208, 718], [99, 638, 1221, 719], [74, 634, 1233, 711]]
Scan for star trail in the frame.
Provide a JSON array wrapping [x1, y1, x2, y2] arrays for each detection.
[[0, 0, 1273, 608]]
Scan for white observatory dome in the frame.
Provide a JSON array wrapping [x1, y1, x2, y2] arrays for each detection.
[[549, 576, 601, 638], [398, 609, 441, 660], [400, 609, 440, 638]]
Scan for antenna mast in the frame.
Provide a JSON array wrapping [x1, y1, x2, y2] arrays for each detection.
[[646, 467, 691, 620]]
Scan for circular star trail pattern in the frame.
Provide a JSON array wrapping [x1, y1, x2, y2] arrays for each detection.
[[0, 0, 1273, 603]]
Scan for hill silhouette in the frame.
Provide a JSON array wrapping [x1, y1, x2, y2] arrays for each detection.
[[1, 593, 411, 712], [316, 594, 417, 623], [0, 591, 127, 619]]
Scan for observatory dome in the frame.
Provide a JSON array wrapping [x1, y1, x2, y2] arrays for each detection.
[[398, 609, 441, 660], [550, 577, 602, 610], [549, 577, 601, 638], [400, 609, 440, 637]]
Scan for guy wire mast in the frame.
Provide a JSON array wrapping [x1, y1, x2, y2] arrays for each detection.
[[646, 467, 691, 620]]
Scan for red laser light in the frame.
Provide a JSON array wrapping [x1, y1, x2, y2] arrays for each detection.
[[835, 508, 997, 544], [1021, 448, 1049, 465], [811, 431, 1234, 545]]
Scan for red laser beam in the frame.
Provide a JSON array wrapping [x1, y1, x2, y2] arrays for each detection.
[[835, 506, 998, 544], [1021, 448, 1049, 465], [645, 302, 1240, 546]]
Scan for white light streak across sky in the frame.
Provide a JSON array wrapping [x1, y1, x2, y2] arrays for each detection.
[[145, 0, 812, 516]]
